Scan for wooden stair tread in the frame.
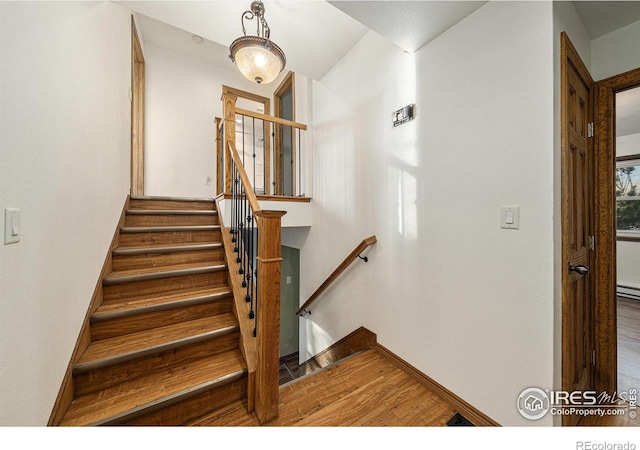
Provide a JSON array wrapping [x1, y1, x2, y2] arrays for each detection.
[[113, 243, 222, 255], [120, 225, 220, 232], [126, 209, 217, 215], [130, 195, 215, 203], [76, 314, 238, 371], [62, 349, 246, 426], [93, 286, 232, 320], [103, 262, 226, 284]]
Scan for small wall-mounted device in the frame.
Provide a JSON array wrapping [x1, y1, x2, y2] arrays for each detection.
[[4, 208, 20, 244], [501, 206, 520, 230], [393, 104, 415, 127]]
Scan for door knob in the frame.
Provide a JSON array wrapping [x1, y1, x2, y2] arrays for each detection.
[[568, 262, 590, 275]]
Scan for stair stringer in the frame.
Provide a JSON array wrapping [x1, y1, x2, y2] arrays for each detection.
[[215, 194, 258, 414]]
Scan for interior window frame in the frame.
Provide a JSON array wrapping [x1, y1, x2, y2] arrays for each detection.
[[616, 154, 640, 240]]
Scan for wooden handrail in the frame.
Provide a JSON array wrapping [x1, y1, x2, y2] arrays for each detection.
[[296, 236, 377, 316], [235, 107, 308, 131], [227, 141, 262, 214], [222, 140, 286, 424]]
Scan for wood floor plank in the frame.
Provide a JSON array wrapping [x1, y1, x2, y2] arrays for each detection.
[[193, 349, 460, 427], [580, 297, 640, 427], [618, 297, 640, 396]]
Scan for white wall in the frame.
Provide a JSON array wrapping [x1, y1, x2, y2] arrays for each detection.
[[618, 133, 640, 159], [618, 242, 640, 290], [144, 43, 282, 198], [0, 2, 132, 425], [303, 1, 554, 426], [591, 19, 640, 81]]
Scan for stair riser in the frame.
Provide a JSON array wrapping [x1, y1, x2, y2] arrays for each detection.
[[122, 377, 247, 425], [129, 199, 215, 211], [74, 332, 241, 397], [112, 248, 225, 271], [90, 297, 233, 341], [119, 229, 221, 247], [125, 214, 219, 227], [103, 271, 228, 302]]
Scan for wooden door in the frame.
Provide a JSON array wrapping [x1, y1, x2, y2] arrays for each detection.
[[561, 32, 595, 426]]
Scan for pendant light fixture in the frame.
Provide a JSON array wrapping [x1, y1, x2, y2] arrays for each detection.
[[229, 0, 286, 85]]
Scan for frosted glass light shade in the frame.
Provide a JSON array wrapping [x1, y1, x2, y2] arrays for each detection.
[[230, 36, 285, 84]]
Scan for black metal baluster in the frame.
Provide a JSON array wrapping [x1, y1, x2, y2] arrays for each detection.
[[252, 117, 256, 192], [238, 185, 244, 269], [250, 214, 256, 318], [242, 115, 246, 166], [246, 211, 252, 308], [279, 123, 284, 195], [253, 224, 258, 337], [232, 164, 238, 248], [298, 128, 302, 196], [290, 125, 294, 196], [244, 207, 250, 290], [264, 122, 268, 195]]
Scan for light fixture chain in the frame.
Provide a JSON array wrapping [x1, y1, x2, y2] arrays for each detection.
[[260, 16, 270, 40], [241, 10, 254, 37]]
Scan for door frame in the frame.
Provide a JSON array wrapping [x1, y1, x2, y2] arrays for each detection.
[[593, 66, 640, 396], [560, 33, 595, 424], [221, 85, 271, 194], [131, 16, 145, 196], [273, 71, 296, 196]]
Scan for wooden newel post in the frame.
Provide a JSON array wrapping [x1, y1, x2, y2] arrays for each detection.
[[254, 210, 286, 424]]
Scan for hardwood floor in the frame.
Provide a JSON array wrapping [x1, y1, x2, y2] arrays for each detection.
[[188, 349, 460, 426], [581, 297, 640, 426], [618, 297, 640, 395]]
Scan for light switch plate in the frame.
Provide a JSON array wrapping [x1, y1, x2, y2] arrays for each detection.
[[501, 206, 520, 230], [4, 208, 20, 244]]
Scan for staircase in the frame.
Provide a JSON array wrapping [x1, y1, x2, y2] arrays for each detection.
[[59, 196, 248, 426]]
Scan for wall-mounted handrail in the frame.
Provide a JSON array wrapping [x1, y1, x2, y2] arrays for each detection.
[[296, 236, 377, 316]]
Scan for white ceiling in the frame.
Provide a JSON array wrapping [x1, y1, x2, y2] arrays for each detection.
[[125, 1, 640, 80], [328, 1, 487, 53], [118, 0, 369, 81], [572, 1, 640, 39], [123, 0, 640, 136]]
